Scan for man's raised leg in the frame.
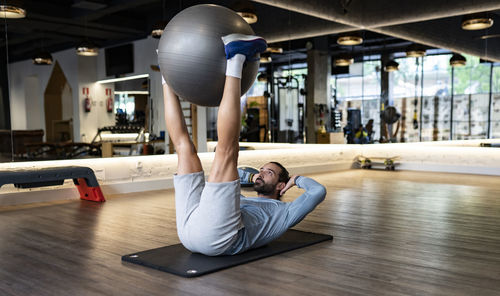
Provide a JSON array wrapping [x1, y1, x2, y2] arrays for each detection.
[[208, 34, 267, 183], [163, 83, 202, 174], [163, 82, 205, 250], [207, 73, 242, 183]]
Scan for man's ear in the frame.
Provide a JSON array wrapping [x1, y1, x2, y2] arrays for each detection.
[[276, 182, 286, 192]]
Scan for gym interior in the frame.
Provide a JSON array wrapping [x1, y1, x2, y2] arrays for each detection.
[[1, 1, 500, 295]]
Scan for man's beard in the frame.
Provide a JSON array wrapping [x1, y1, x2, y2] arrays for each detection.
[[253, 178, 276, 196]]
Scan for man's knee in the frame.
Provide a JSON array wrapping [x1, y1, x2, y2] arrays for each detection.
[[175, 139, 197, 155]]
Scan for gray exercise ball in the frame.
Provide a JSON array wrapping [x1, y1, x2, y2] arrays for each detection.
[[158, 4, 260, 107]]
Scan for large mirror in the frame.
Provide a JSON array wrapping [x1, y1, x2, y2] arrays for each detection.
[[1, 1, 499, 163]]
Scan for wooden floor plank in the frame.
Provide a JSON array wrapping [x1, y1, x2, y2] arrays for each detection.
[[1, 170, 500, 295]]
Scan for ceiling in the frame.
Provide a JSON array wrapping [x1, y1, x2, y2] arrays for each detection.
[[1, 0, 500, 64]]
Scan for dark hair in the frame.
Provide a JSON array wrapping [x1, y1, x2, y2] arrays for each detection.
[[270, 161, 290, 184], [270, 162, 290, 200]]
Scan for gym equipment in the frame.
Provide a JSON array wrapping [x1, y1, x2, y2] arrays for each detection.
[[0, 166, 105, 202], [25, 142, 101, 160], [344, 108, 362, 144], [122, 229, 333, 277], [158, 4, 260, 107], [381, 106, 401, 142], [382, 106, 401, 124], [238, 166, 258, 187], [356, 155, 399, 171], [480, 143, 500, 147], [274, 75, 303, 143]]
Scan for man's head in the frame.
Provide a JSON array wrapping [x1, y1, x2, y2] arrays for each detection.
[[253, 162, 290, 200]]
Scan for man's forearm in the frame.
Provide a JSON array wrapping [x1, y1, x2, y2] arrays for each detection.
[[286, 177, 326, 227]]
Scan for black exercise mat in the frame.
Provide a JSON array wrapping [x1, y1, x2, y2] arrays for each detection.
[[122, 229, 333, 277]]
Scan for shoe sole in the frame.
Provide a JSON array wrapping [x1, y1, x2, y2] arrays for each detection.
[[222, 33, 265, 45]]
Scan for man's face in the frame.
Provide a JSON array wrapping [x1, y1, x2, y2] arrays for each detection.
[[253, 162, 282, 197]]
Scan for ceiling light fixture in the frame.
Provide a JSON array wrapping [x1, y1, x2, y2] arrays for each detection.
[[266, 43, 283, 54], [76, 40, 99, 56], [337, 33, 363, 46], [449, 53, 466, 67], [479, 34, 500, 40], [384, 59, 399, 72], [334, 54, 353, 67], [233, 1, 257, 24], [151, 20, 168, 39], [406, 44, 426, 58], [0, 1, 26, 19], [32, 51, 53, 65], [461, 14, 494, 30], [260, 53, 272, 63], [257, 73, 268, 82]]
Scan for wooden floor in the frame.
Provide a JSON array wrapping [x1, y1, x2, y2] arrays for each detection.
[[1, 169, 500, 296]]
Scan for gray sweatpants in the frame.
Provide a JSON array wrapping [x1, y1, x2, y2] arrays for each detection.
[[173, 171, 243, 256]]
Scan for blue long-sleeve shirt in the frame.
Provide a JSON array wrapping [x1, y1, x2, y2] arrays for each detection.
[[223, 169, 327, 255]]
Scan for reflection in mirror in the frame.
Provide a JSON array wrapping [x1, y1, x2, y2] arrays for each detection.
[[1, 1, 499, 165], [1, 14, 13, 162], [96, 76, 161, 158], [2, 24, 166, 162]]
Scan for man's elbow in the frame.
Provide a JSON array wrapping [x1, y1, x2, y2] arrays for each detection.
[[315, 185, 327, 203]]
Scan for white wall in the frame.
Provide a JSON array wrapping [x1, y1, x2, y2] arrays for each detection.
[[77, 56, 115, 142], [8, 36, 206, 149], [25, 76, 43, 130], [197, 106, 207, 152]]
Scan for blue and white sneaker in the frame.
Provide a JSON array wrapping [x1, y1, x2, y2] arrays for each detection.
[[222, 33, 267, 61]]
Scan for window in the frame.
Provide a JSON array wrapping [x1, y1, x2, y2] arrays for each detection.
[[333, 59, 381, 141], [453, 55, 491, 95], [492, 66, 500, 138]]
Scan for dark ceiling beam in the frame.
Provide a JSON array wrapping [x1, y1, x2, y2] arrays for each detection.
[[373, 18, 500, 62], [26, 13, 144, 35], [251, 0, 500, 28], [251, 0, 500, 62], [259, 22, 355, 43], [250, 4, 358, 42], [22, 0, 73, 20], [1, 17, 139, 48], [72, 0, 160, 21], [0, 30, 81, 48], [331, 41, 417, 57], [89, 14, 147, 33]]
